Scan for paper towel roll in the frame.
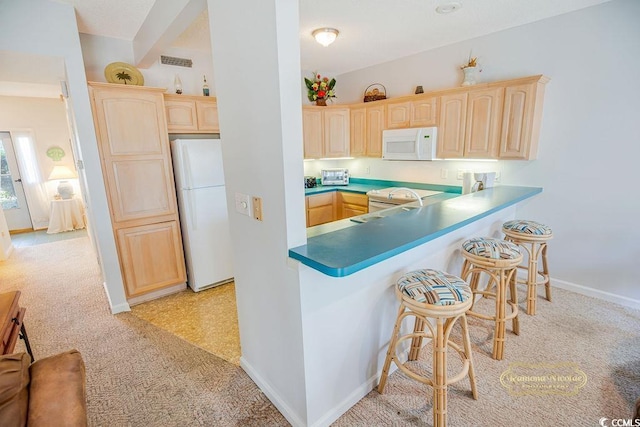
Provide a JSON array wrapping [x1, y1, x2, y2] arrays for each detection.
[[462, 172, 475, 194]]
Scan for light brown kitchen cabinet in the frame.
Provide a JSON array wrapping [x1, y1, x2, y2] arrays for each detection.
[[464, 87, 503, 158], [306, 192, 336, 227], [89, 82, 186, 300], [164, 94, 220, 133], [386, 101, 411, 129], [499, 76, 549, 159], [116, 221, 186, 298], [302, 106, 350, 159], [338, 192, 368, 219], [350, 105, 385, 157], [437, 93, 468, 158]]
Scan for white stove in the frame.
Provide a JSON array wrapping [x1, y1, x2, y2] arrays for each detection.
[[366, 187, 442, 212]]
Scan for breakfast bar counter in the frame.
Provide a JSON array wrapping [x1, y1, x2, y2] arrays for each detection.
[[290, 185, 542, 277]]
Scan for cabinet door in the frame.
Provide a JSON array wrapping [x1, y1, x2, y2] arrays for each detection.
[[323, 108, 350, 158], [338, 192, 368, 219], [366, 105, 385, 157], [165, 100, 198, 132], [411, 97, 438, 127], [350, 107, 367, 157], [92, 88, 177, 223], [499, 83, 535, 159], [306, 193, 336, 227], [437, 93, 467, 158], [302, 108, 324, 159], [116, 221, 186, 298], [465, 88, 503, 158], [196, 100, 220, 132], [386, 102, 411, 129]]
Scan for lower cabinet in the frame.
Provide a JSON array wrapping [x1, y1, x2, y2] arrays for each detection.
[[116, 221, 186, 298], [338, 192, 368, 219], [306, 192, 369, 227], [306, 192, 336, 227]]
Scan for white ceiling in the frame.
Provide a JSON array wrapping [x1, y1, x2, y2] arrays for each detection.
[[61, 0, 611, 75], [0, 0, 612, 97]]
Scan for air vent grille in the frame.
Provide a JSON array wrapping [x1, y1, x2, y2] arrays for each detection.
[[160, 55, 193, 68]]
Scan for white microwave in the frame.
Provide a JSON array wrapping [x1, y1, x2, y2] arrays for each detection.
[[382, 127, 438, 161]]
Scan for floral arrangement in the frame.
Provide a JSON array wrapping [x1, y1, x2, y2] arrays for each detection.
[[304, 72, 336, 102], [461, 56, 478, 69]]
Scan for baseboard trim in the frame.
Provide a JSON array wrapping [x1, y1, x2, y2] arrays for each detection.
[[552, 278, 640, 310], [240, 356, 306, 427]]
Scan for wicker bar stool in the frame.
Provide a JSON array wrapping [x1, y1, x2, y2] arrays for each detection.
[[460, 237, 522, 361], [378, 269, 478, 427], [502, 220, 553, 315]]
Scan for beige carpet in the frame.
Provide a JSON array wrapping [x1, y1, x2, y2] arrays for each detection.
[[2, 236, 639, 426]]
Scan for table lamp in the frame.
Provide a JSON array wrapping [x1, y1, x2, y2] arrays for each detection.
[[48, 165, 77, 199]]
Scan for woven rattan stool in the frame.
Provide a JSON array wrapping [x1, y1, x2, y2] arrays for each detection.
[[378, 269, 478, 427], [460, 237, 522, 361], [502, 220, 553, 315]]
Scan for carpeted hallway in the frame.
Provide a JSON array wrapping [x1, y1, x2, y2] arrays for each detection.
[[2, 235, 639, 426]]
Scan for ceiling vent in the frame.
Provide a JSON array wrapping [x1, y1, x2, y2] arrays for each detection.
[[160, 55, 193, 68]]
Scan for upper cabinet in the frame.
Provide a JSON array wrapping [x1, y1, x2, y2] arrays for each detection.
[[386, 97, 438, 129], [164, 94, 220, 133], [302, 75, 548, 161], [302, 106, 350, 159], [499, 77, 549, 159], [350, 104, 385, 157]]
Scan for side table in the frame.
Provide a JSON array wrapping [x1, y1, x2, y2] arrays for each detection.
[[47, 197, 86, 234]]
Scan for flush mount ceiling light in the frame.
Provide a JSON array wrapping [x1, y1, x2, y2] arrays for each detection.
[[312, 28, 339, 47], [436, 2, 462, 14]]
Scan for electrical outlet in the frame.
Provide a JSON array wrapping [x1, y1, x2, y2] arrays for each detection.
[[457, 169, 466, 180], [495, 171, 501, 182], [364, 166, 370, 175], [235, 192, 251, 216], [252, 196, 263, 221], [440, 169, 448, 179]]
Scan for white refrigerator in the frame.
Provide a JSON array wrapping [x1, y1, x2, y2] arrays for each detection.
[[170, 139, 234, 292]]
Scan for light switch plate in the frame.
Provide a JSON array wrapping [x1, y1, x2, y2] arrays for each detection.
[[252, 196, 263, 221], [235, 192, 251, 216]]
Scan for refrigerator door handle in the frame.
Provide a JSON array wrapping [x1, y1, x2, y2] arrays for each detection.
[[185, 190, 198, 230]]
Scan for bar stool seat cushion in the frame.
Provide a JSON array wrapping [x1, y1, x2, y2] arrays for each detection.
[[462, 237, 521, 260], [503, 219, 552, 236], [397, 269, 471, 306]]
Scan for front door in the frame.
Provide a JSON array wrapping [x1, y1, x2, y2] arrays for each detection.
[[0, 132, 32, 231]]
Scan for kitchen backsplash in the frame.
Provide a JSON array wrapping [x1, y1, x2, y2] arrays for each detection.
[[304, 158, 504, 186]]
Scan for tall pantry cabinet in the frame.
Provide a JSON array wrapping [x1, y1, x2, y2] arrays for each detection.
[[88, 82, 186, 301]]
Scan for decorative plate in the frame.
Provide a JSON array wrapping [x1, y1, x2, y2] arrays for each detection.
[[104, 62, 144, 86]]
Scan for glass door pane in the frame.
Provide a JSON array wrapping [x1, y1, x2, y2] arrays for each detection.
[[0, 139, 19, 209]]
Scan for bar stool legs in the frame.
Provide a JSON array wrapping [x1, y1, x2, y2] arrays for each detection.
[[503, 220, 554, 315], [460, 238, 522, 361], [378, 269, 477, 427]]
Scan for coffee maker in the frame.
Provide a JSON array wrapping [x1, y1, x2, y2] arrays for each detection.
[[462, 172, 496, 194]]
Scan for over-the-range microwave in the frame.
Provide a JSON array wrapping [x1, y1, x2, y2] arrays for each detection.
[[382, 127, 438, 161]]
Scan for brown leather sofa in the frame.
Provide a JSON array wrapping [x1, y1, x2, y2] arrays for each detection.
[[0, 350, 87, 427]]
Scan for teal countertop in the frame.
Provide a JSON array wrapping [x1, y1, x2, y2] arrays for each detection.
[[304, 178, 462, 196], [290, 185, 542, 277]]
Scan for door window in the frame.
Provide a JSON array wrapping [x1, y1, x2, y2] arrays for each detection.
[[0, 139, 19, 209]]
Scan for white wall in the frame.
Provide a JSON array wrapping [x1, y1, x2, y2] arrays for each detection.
[[333, 0, 640, 303], [207, 0, 308, 425], [0, 0, 129, 312], [80, 34, 216, 97], [0, 96, 77, 200]]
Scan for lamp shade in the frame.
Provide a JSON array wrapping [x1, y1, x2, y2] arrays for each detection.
[[48, 165, 77, 180], [312, 28, 339, 47]]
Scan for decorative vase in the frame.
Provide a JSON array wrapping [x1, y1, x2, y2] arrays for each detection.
[[461, 66, 477, 86], [315, 98, 327, 106]]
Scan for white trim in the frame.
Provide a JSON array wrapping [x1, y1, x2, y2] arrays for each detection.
[[240, 357, 306, 427], [125, 283, 186, 307], [103, 281, 131, 314], [309, 346, 410, 427], [552, 278, 640, 311]]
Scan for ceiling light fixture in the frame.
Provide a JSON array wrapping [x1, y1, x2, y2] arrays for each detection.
[[312, 28, 339, 47], [436, 2, 462, 14]]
